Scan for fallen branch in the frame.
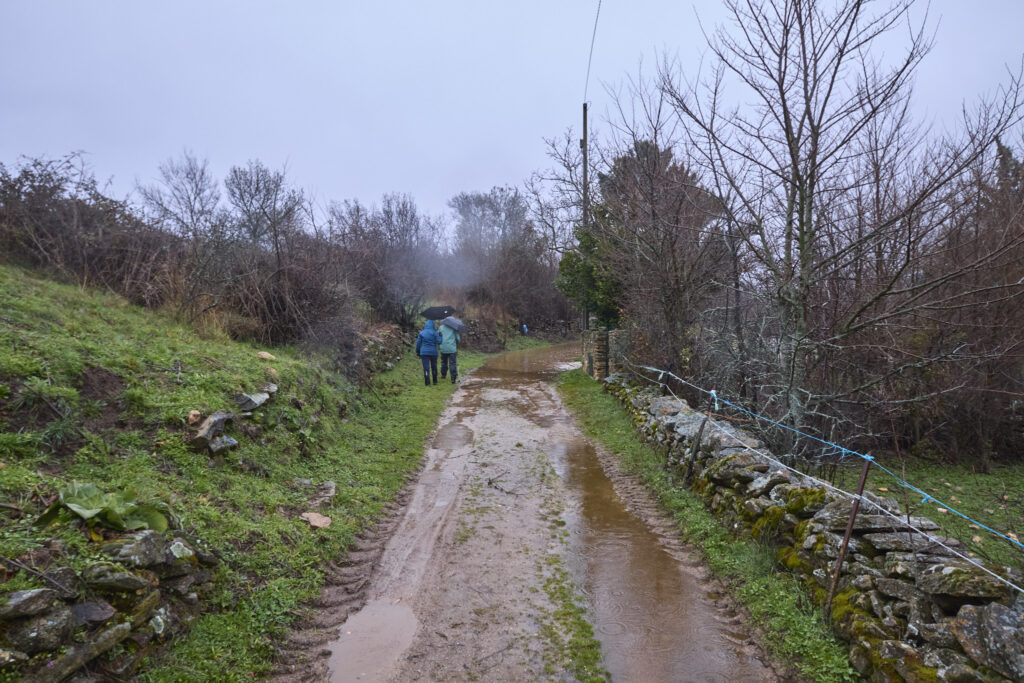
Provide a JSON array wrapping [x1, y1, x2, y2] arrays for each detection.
[[0, 554, 75, 596]]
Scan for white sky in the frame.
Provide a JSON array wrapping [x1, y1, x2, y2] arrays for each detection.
[[2, 1, 1022, 218]]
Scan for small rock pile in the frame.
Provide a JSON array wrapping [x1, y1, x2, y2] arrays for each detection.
[[190, 381, 278, 455], [603, 373, 1024, 682], [0, 530, 218, 681]]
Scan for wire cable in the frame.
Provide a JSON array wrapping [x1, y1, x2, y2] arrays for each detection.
[[613, 356, 1024, 595], [584, 0, 603, 102]]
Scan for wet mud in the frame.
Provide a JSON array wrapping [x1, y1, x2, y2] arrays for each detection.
[[276, 343, 779, 682]]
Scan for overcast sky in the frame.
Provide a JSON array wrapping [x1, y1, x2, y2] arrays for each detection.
[[2, 1, 1022, 219]]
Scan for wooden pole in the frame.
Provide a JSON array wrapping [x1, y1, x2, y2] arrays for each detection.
[[581, 101, 589, 330], [825, 457, 872, 620]]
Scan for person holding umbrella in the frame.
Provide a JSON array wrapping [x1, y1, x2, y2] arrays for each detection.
[[415, 319, 443, 386], [438, 315, 464, 384]]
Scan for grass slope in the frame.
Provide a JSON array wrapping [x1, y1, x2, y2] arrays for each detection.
[[557, 369, 857, 682], [0, 265, 485, 680]]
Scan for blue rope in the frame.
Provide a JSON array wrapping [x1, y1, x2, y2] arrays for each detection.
[[635, 363, 1024, 554]]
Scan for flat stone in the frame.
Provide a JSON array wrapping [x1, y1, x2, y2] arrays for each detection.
[[0, 588, 57, 619], [70, 600, 116, 627], [917, 563, 1016, 600], [803, 531, 863, 559], [0, 648, 29, 667], [82, 564, 150, 593], [952, 602, 1024, 679], [234, 391, 270, 411], [862, 532, 964, 554], [36, 622, 132, 682], [747, 472, 791, 497], [4, 607, 73, 654], [103, 529, 168, 568], [300, 511, 332, 528], [813, 511, 941, 533], [876, 577, 926, 602]]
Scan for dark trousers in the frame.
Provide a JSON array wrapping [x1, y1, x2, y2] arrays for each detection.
[[440, 352, 458, 382], [421, 355, 438, 385]]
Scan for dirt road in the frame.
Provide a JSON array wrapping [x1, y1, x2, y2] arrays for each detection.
[[280, 344, 777, 682]]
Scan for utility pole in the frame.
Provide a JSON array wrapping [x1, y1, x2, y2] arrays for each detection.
[[581, 101, 590, 330]]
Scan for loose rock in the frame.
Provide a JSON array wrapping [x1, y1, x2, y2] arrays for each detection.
[[299, 512, 332, 528], [4, 607, 73, 654], [0, 588, 57, 619]]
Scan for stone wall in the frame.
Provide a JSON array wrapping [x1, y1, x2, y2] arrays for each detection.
[[602, 372, 1024, 682], [0, 530, 218, 681]]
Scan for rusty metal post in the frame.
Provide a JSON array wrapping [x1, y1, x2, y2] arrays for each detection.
[[825, 457, 872, 620]]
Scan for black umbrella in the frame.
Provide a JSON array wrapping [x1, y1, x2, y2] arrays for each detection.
[[421, 305, 456, 320], [440, 316, 466, 333]]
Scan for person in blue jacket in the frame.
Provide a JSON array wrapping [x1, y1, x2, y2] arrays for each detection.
[[438, 321, 461, 384], [415, 319, 443, 386]]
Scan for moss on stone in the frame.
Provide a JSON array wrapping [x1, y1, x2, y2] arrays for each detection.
[[785, 488, 826, 516], [777, 546, 815, 576], [751, 505, 786, 540]]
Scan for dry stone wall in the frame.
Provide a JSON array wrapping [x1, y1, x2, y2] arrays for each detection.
[[0, 531, 218, 681], [602, 372, 1024, 682]]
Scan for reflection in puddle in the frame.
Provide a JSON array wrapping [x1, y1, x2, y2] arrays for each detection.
[[556, 435, 768, 681], [327, 600, 417, 682]]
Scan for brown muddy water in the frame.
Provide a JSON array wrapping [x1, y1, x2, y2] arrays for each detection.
[[327, 343, 772, 682]]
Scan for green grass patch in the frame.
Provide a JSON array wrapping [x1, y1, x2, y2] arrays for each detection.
[[0, 265, 487, 680], [556, 369, 856, 682], [844, 460, 1024, 570]]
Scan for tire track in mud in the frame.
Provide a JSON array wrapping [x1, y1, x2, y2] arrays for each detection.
[[268, 492, 413, 682]]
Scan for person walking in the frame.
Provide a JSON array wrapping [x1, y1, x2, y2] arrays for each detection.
[[415, 319, 443, 386], [438, 320, 460, 384]]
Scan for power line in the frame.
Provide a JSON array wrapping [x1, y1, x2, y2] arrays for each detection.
[[584, 0, 603, 102]]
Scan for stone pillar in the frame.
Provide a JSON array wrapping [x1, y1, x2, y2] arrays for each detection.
[[607, 329, 630, 375], [581, 328, 609, 380]]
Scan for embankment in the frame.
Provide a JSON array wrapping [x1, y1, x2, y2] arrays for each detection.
[[0, 266, 482, 680]]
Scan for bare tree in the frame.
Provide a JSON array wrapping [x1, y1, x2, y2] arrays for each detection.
[[660, 0, 1023, 452]]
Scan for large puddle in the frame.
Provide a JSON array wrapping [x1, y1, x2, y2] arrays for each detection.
[[328, 343, 771, 681]]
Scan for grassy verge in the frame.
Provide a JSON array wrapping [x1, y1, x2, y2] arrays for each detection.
[[846, 461, 1024, 570], [0, 265, 485, 680], [556, 369, 857, 682]]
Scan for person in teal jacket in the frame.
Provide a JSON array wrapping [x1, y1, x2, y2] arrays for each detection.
[[415, 320, 442, 386], [438, 322, 461, 384]]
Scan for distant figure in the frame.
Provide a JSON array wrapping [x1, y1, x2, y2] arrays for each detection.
[[438, 321, 461, 384], [415, 320, 442, 386], [522, 323, 528, 335]]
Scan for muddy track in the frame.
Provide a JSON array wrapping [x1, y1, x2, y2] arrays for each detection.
[[273, 345, 786, 682], [267, 486, 418, 682]]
